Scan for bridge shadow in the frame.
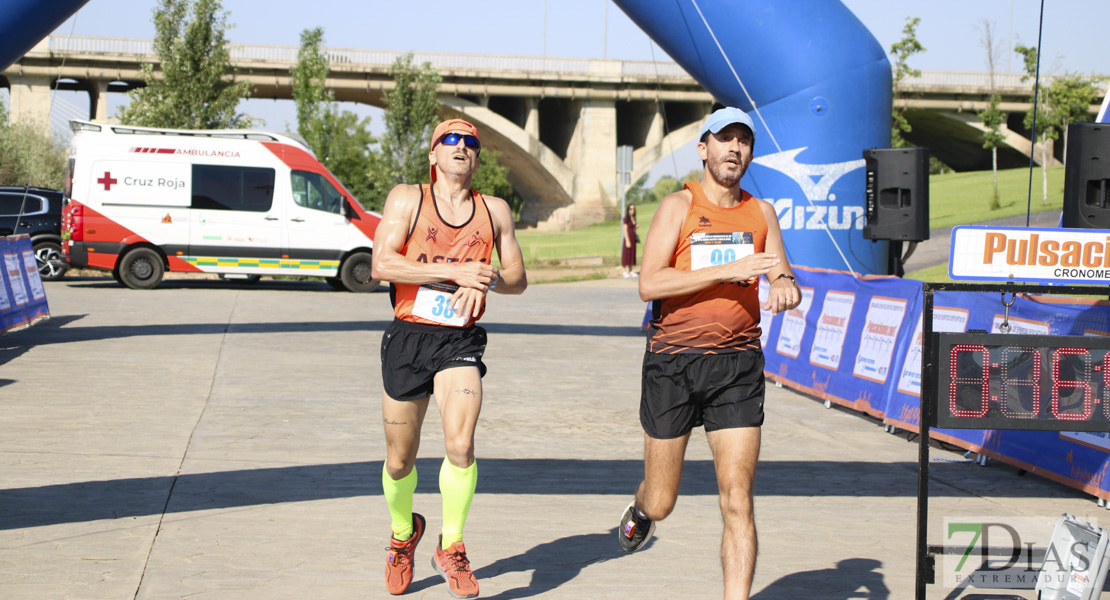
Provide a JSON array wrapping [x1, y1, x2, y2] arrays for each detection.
[[62, 276, 372, 293], [751, 558, 889, 600], [0, 315, 642, 366], [0, 457, 1070, 532]]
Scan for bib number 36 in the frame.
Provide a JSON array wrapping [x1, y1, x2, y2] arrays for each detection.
[[413, 285, 470, 326]]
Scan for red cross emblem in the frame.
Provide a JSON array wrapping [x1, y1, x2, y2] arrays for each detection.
[[98, 172, 118, 191]]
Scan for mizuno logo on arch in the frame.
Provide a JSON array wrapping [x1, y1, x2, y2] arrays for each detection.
[[752, 147, 866, 231]]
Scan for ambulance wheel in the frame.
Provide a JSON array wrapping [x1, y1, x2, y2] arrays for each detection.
[[324, 277, 346, 291], [119, 247, 165, 290], [340, 252, 379, 293]]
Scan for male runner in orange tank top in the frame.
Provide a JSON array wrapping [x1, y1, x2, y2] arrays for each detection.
[[371, 118, 527, 598], [617, 107, 801, 600]]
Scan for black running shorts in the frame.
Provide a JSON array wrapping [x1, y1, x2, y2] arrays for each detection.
[[640, 350, 765, 439], [381, 319, 488, 401]]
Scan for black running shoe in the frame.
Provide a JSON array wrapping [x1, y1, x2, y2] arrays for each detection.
[[618, 502, 655, 552]]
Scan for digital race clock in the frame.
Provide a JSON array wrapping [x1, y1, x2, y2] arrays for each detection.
[[936, 332, 1110, 432]]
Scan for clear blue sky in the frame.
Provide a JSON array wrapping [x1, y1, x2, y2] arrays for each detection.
[[40, 0, 1110, 181]]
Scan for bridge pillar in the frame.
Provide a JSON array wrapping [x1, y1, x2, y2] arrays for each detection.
[[540, 99, 619, 230], [524, 99, 539, 138], [90, 79, 109, 121], [7, 73, 51, 126], [645, 104, 665, 148]]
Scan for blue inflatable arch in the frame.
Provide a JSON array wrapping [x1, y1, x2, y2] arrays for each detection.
[[614, 0, 893, 274], [0, 0, 91, 74]]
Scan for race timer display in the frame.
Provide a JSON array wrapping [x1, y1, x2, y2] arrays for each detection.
[[936, 332, 1110, 432]]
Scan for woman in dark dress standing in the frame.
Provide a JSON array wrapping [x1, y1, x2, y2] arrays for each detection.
[[622, 203, 638, 278]]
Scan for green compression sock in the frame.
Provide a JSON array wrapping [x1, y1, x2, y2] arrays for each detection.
[[382, 463, 417, 541], [439, 458, 477, 549]]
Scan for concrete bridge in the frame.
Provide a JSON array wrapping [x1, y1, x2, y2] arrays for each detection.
[[4, 35, 1104, 228]]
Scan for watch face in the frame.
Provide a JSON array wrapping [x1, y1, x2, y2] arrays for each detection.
[[936, 332, 1110, 432]]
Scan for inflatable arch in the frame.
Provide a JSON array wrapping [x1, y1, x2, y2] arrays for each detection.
[[614, 0, 894, 274]]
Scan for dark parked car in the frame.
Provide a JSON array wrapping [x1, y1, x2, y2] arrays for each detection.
[[0, 186, 67, 280]]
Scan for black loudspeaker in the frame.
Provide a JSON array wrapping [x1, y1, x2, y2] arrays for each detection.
[[1062, 122, 1110, 229], [862, 147, 930, 242]]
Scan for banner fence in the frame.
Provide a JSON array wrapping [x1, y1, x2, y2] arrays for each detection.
[[757, 266, 1110, 500], [0, 236, 50, 334]]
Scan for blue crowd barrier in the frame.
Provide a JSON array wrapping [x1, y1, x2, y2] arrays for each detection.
[[754, 267, 1110, 500], [0, 236, 50, 333]]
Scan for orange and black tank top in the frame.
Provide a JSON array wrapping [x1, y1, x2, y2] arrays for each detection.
[[648, 180, 769, 354], [391, 184, 495, 328]]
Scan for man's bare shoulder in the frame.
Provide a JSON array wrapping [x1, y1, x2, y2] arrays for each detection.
[[389, 183, 423, 201], [382, 183, 423, 214], [751, 195, 778, 217], [478, 192, 511, 212], [657, 188, 694, 216]]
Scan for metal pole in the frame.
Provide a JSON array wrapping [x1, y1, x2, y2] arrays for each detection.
[[916, 283, 935, 600], [1007, 0, 1013, 74], [602, 0, 608, 59]]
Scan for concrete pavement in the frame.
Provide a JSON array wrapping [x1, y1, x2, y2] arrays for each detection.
[[1, 274, 1106, 599]]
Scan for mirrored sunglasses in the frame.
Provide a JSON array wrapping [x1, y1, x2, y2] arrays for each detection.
[[438, 132, 481, 150]]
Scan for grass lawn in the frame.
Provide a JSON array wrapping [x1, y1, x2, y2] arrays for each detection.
[[928, 165, 1065, 231], [516, 201, 660, 266]]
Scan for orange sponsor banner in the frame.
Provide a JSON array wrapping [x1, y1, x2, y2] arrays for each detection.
[[950, 225, 1110, 283]]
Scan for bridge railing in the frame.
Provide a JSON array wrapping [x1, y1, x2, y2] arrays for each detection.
[[43, 35, 1104, 88], [903, 70, 1068, 89], [45, 34, 692, 79]]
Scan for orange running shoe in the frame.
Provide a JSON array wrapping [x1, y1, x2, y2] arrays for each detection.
[[431, 536, 479, 599], [385, 513, 425, 595]]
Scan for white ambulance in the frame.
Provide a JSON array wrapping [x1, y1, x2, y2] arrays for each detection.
[[61, 119, 383, 292]]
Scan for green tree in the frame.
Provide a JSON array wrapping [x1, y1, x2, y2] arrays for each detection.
[[980, 95, 1006, 210], [678, 168, 702, 185], [369, 54, 442, 198], [289, 27, 375, 207], [0, 122, 67, 188], [890, 17, 925, 148], [1043, 74, 1102, 163], [318, 108, 376, 207], [1015, 44, 1053, 205], [624, 174, 654, 206], [978, 20, 1005, 210], [118, 0, 255, 129], [290, 27, 332, 155], [470, 146, 523, 218], [653, 175, 682, 201]]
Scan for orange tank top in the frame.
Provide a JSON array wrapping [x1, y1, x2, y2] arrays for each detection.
[[391, 184, 495, 328], [648, 180, 769, 354]]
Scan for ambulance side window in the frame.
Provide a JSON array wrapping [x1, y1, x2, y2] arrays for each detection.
[[192, 165, 276, 212], [291, 170, 343, 215]]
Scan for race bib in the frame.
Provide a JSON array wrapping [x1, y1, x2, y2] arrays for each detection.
[[412, 282, 470, 326], [689, 232, 754, 271]]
